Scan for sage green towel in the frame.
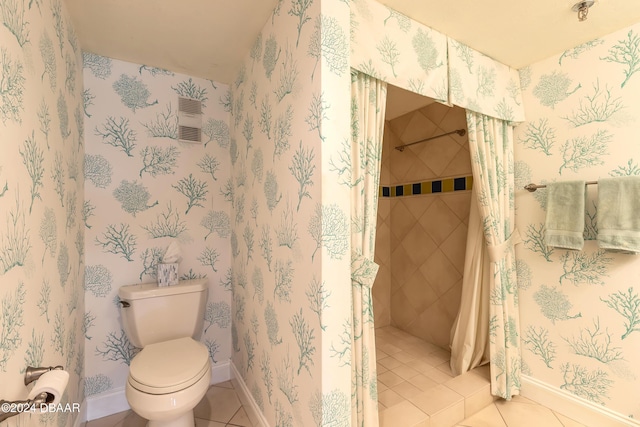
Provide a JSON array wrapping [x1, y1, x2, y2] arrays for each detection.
[[544, 181, 585, 250], [597, 176, 640, 254]]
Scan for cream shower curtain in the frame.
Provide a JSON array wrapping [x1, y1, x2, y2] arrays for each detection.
[[449, 185, 491, 375], [349, 71, 386, 426], [464, 111, 522, 399]]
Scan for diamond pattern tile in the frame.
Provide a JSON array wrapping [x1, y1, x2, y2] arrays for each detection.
[[401, 223, 438, 267], [419, 198, 460, 245], [420, 249, 462, 297]]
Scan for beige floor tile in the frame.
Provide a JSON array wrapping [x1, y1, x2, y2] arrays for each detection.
[[462, 386, 495, 418], [431, 400, 465, 427], [392, 364, 420, 380], [392, 381, 424, 399], [409, 384, 464, 416], [405, 358, 434, 374], [408, 374, 439, 392], [195, 419, 226, 427], [379, 355, 404, 370], [228, 407, 252, 426], [378, 342, 403, 355], [379, 388, 406, 408], [194, 385, 242, 423], [469, 365, 491, 380], [87, 411, 132, 427], [392, 350, 417, 364], [422, 366, 454, 384], [553, 412, 589, 427], [495, 400, 565, 427], [456, 403, 508, 427], [113, 411, 147, 427], [444, 371, 490, 397], [435, 361, 453, 376], [378, 370, 405, 388], [379, 401, 429, 427], [213, 380, 234, 389]]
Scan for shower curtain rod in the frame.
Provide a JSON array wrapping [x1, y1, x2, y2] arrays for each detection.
[[394, 128, 466, 152], [524, 181, 598, 192]]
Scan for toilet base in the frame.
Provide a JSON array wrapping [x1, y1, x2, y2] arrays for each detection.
[[147, 410, 194, 427]]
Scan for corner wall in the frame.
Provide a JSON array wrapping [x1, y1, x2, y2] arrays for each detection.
[[0, 0, 85, 424], [229, 0, 353, 425], [515, 22, 640, 420]]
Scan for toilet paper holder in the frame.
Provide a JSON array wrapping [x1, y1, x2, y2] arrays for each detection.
[[0, 365, 63, 422], [24, 365, 64, 385]]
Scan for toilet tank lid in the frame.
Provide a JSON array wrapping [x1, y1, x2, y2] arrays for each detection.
[[119, 278, 207, 300]]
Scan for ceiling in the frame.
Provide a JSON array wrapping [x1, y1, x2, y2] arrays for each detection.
[[64, 0, 640, 85]]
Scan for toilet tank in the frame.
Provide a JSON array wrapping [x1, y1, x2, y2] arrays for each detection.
[[118, 278, 208, 348]]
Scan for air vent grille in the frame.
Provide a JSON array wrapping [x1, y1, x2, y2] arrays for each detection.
[[179, 97, 202, 115], [179, 126, 202, 143], [177, 97, 202, 143]]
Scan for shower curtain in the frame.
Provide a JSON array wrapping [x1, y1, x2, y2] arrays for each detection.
[[349, 71, 386, 426], [449, 185, 491, 375], [464, 111, 522, 399]]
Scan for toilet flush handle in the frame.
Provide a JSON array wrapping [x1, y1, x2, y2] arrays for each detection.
[[119, 300, 130, 308]]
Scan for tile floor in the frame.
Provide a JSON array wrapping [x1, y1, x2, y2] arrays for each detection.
[[376, 326, 588, 427], [86, 326, 588, 427], [86, 380, 254, 427]]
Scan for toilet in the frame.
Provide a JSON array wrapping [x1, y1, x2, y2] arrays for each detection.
[[118, 278, 211, 427]]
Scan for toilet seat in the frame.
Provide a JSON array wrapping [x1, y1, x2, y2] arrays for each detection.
[[128, 337, 209, 394]]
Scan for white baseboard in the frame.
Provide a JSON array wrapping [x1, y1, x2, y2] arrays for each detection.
[[72, 400, 88, 427], [230, 362, 270, 427], [521, 375, 639, 427], [86, 386, 130, 421], [86, 360, 231, 422]]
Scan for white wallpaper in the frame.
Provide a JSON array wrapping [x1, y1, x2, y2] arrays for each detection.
[[83, 56, 232, 397], [0, 0, 85, 425], [229, 0, 354, 425], [515, 22, 640, 420]]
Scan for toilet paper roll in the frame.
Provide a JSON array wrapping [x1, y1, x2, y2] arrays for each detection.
[[27, 370, 69, 405]]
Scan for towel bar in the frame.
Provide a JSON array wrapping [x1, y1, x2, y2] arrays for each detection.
[[524, 181, 598, 192]]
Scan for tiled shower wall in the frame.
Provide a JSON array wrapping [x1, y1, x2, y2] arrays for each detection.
[[373, 102, 471, 350]]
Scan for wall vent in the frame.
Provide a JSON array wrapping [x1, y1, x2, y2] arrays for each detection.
[[178, 97, 202, 143]]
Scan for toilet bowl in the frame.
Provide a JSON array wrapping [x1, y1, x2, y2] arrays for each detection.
[[125, 337, 211, 427], [118, 279, 211, 427]]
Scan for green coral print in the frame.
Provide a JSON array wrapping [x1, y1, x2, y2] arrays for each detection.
[[558, 129, 611, 174], [610, 159, 640, 176], [0, 282, 25, 370], [520, 118, 556, 156], [562, 318, 622, 363], [308, 203, 348, 261], [560, 363, 612, 405], [288, 0, 313, 48], [524, 326, 555, 368], [559, 249, 612, 285], [601, 287, 640, 340], [558, 39, 604, 65], [412, 28, 441, 75], [0, 48, 25, 124], [601, 29, 640, 88], [113, 180, 158, 216], [523, 223, 553, 262], [383, 7, 411, 32], [533, 285, 581, 323], [562, 80, 624, 127], [1, 0, 30, 47], [532, 70, 581, 109], [320, 15, 348, 77], [376, 36, 400, 78], [112, 74, 158, 111]]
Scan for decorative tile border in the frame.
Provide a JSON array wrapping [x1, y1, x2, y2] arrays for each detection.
[[380, 175, 473, 198]]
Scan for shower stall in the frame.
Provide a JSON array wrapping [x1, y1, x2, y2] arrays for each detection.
[[373, 86, 472, 352]]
